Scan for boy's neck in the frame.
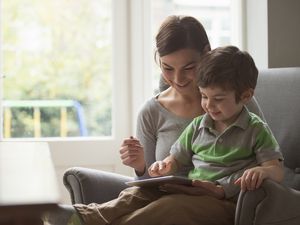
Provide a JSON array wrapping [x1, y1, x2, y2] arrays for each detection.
[[213, 121, 228, 134], [212, 107, 245, 133]]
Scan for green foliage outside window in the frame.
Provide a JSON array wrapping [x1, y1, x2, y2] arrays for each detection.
[[1, 0, 112, 137]]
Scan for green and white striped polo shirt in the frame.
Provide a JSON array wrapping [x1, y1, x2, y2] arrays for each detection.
[[170, 107, 283, 182]]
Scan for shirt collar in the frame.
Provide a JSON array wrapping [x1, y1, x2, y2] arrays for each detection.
[[199, 106, 250, 131], [231, 106, 251, 130]]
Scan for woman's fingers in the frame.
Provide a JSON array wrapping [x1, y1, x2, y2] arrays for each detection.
[[119, 136, 145, 171], [121, 136, 141, 147]]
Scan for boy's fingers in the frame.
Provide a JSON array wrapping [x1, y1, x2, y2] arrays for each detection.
[[159, 162, 164, 171], [234, 178, 241, 185], [240, 176, 246, 191], [256, 179, 263, 189], [250, 173, 259, 190], [255, 174, 264, 189], [149, 162, 166, 176], [159, 162, 169, 172], [149, 163, 157, 173]]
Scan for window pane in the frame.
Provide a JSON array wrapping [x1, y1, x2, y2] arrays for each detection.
[[150, 0, 232, 92], [1, 0, 112, 138]]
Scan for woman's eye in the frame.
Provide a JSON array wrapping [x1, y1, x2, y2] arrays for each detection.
[[184, 67, 195, 71], [163, 67, 173, 71]]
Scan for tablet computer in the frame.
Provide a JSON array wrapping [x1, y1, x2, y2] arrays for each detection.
[[125, 175, 192, 187]]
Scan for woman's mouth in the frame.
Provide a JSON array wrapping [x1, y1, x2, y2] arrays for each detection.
[[174, 82, 190, 88]]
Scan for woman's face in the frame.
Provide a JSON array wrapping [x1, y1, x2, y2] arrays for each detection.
[[160, 48, 201, 94]]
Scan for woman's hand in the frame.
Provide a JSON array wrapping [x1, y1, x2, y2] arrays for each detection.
[[160, 180, 225, 199], [119, 136, 145, 175]]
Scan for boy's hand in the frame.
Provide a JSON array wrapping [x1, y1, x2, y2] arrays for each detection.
[[235, 167, 267, 191], [148, 161, 172, 177], [235, 159, 283, 192]]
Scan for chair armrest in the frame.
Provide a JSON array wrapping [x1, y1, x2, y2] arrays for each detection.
[[235, 179, 300, 225], [63, 167, 133, 204]]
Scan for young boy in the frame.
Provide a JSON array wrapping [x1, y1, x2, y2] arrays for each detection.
[[149, 46, 283, 199]]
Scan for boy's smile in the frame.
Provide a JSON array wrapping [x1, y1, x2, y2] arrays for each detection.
[[199, 86, 245, 131]]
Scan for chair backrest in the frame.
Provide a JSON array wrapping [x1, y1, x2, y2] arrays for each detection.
[[255, 67, 300, 190]]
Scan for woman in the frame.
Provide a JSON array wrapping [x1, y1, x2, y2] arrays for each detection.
[[119, 15, 210, 180]]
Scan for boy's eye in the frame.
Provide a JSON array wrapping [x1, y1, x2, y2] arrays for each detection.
[[214, 98, 224, 102]]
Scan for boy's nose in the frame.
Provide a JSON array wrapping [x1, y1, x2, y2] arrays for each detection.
[[206, 99, 214, 108]]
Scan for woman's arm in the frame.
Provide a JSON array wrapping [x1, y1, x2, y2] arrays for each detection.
[[134, 99, 158, 178]]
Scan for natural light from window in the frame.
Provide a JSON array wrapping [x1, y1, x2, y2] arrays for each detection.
[[1, 0, 112, 138]]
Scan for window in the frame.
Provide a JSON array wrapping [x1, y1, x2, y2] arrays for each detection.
[[0, 1, 131, 203], [1, 0, 113, 138], [1, 0, 243, 139]]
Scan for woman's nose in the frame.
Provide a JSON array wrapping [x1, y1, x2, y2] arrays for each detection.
[[174, 71, 185, 83]]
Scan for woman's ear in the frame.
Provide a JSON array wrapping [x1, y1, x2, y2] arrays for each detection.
[[203, 44, 211, 53], [241, 88, 254, 103]]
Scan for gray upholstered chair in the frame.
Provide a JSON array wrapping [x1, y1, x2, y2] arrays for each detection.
[[64, 67, 300, 225]]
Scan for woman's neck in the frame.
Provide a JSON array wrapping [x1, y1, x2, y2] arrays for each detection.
[[158, 87, 204, 118]]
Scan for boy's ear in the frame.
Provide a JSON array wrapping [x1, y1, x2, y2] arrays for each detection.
[[241, 88, 254, 103]]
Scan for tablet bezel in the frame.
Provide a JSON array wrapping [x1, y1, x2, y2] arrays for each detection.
[[125, 175, 192, 187]]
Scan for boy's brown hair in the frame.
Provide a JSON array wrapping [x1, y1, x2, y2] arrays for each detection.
[[197, 46, 258, 102]]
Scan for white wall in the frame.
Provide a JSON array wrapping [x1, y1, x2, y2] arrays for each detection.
[[268, 0, 300, 68], [245, 0, 268, 69]]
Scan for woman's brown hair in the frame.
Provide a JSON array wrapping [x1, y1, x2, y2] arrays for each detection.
[[155, 15, 210, 58]]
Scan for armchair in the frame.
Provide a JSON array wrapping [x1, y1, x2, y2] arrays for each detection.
[[64, 68, 300, 225]]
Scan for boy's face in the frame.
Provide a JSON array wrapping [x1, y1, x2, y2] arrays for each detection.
[[199, 86, 252, 128]]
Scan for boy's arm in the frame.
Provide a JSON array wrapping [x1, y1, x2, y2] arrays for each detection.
[[148, 155, 179, 177], [235, 159, 283, 192]]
